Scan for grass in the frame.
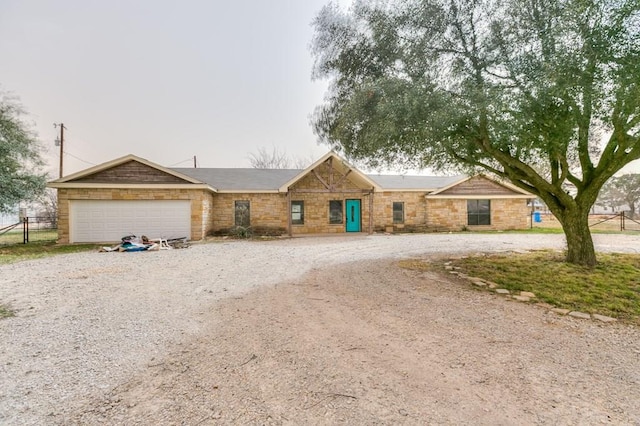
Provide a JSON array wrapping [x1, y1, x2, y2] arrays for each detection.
[[445, 250, 640, 324], [0, 228, 59, 245], [0, 304, 14, 319], [0, 240, 100, 265]]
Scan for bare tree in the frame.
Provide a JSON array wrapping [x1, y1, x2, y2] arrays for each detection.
[[248, 146, 314, 169], [36, 188, 58, 228]]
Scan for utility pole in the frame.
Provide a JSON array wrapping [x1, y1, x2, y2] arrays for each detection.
[[54, 123, 66, 178], [193, 155, 197, 168]]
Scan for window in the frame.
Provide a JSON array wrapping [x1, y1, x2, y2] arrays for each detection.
[[393, 202, 404, 224], [291, 200, 304, 225], [235, 200, 250, 227], [467, 200, 491, 225], [329, 200, 343, 224]]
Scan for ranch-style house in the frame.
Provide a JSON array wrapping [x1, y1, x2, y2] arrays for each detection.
[[48, 151, 533, 243]]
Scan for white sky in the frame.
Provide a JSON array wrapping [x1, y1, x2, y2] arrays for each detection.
[[1, 0, 637, 179], [0, 0, 353, 177]]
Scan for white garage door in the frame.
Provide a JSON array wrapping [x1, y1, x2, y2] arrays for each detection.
[[70, 200, 191, 243]]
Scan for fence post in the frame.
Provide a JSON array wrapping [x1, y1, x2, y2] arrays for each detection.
[[23, 217, 29, 244]]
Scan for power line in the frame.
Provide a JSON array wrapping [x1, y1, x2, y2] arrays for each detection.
[[63, 150, 96, 166], [168, 158, 194, 167]]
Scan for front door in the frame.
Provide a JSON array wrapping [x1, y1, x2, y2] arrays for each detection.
[[345, 199, 361, 232]]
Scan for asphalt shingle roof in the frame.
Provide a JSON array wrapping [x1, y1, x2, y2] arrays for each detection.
[[172, 168, 301, 191], [367, 174, 466, 190], [173, 167, 467, 192]]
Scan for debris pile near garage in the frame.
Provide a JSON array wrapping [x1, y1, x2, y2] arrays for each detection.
[[99, 235, 190, 252]]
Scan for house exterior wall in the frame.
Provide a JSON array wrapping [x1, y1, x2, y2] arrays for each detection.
[[210, 193, 289, 235], [74, 161, 188, 184], [286, 161, 374, 234], [438, 176, 516, 195], [56, 188, 213, 243], [426, 198, 529, 231], [289, 192, 373, 234], [372, 192, 429, 232], [209, 192, 375, 235]]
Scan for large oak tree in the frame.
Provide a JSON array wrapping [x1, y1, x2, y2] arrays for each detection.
[[0, 92, 46, 214], [311, 0, 640, 266]]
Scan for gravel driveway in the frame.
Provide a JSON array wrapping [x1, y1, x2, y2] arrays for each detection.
[[1, 233, 640, 425]]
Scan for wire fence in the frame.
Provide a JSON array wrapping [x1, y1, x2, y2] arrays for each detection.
[[530, 212, 640, 232], [0, 217, 58, 247]]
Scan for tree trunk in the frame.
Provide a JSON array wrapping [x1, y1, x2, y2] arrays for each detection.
[[559, 210, 597, 267]]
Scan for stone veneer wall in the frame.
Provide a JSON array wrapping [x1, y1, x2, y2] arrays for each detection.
[[56, 188, 213, 243], [425, 198, 529, 231], [209, 193, 289, 235], [371, 192, 428, 232], [209, 192, 374, 235], [289, 192, 373, 234]]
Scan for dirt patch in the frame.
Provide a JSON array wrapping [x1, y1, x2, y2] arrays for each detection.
[[69, 259, 640, 425]]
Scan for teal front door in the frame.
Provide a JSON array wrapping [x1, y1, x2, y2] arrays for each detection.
[[345, 199, 361, 232]]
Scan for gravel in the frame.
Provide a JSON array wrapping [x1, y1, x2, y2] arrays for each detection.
[[1, 232, 640, 425]]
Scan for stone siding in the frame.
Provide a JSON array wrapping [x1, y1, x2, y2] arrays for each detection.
[[289, 193, 373, 234], [372, 192, 428, 232], [57, 188, 213, 243], [426, 198, 529, 231], [210, 193, 289, 235], [284, 159, 374, 234]]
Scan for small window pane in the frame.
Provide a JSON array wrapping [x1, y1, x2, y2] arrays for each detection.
[[467, 199, 491, 225], [329, 200, 343, 224], [235, 200, 250, 227], [393, 202, 404, 224], [291, 201, 304, 225]]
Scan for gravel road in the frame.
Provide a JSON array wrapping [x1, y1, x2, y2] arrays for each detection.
[[1, 233, 640, 425]]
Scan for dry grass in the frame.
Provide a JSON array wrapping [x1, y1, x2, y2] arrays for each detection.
[[0, 240, 100, 265], [448, 251, 640, 324]]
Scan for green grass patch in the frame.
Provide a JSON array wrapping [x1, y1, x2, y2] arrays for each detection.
[[0, 304, 14, 319], [448, 251, 640, 324], [0, 240, 100, 265]]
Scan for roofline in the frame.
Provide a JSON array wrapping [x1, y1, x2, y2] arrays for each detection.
[[427, 175, 473, 195], [48, 154, 205, 185], [277, 151, 381, 192], [426, 194, 533, 199], [216, 190, 280, 194], [380, 188, 437, 193], [428, 174, 533, 196], [47, 182, 217, 192]]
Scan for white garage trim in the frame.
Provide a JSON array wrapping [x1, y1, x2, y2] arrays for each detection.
[[70, 200, 191, 243]]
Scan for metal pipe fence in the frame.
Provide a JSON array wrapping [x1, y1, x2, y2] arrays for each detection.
[[0, 217, 58, 246], [530, 211, 640, 232]]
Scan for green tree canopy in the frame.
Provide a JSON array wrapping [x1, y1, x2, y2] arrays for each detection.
[[597, 174, 640, 217], [311, 0, 640, 266], [0, 93, 47, 214]]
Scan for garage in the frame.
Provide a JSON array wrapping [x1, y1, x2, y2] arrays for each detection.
[[70, 200, 191, 243]]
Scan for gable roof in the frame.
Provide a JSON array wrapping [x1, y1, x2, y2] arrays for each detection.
[[47, 152, 534, 198], [427, 175, 532, 198], [48, 154, 212, 190], [278, 151, 381, 193], [368, 174, 466, 191], [173, 168, 300, 192]]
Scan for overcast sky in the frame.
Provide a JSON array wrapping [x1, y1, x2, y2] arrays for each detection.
[[2, 0, 638, 179], [0, 0, 353, 177]]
